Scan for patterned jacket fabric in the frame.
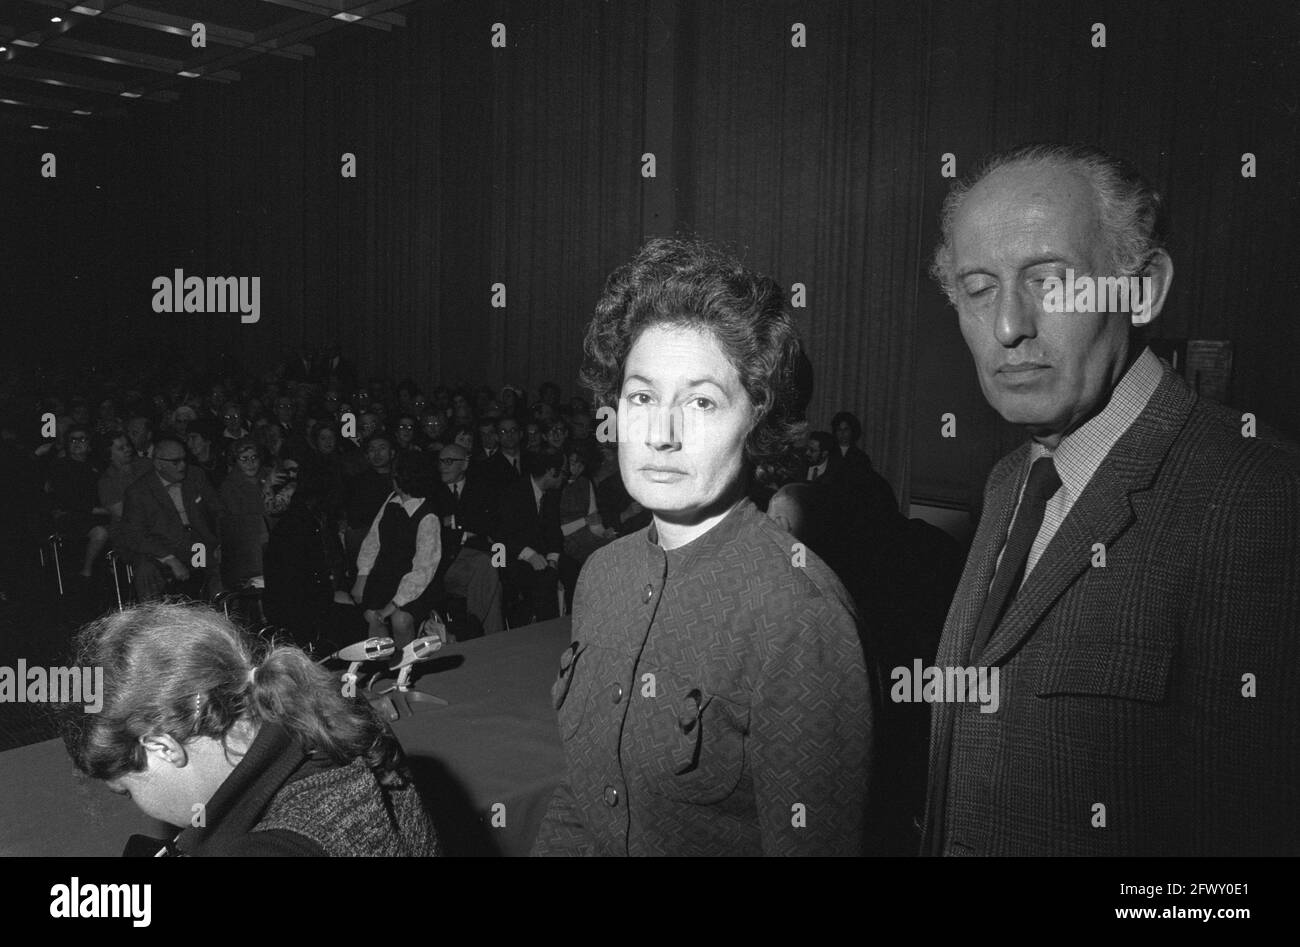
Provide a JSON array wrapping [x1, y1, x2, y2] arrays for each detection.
[[923, 363, 1300, 855], [169, 721, 439, 857], [532, 497, 873, 856]]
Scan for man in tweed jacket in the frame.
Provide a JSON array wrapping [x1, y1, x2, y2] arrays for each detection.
[[922, 143, 1300, 856]]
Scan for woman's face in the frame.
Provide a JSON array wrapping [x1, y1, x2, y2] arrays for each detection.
[[453, 430, 474, 452], [316, 429, 337, 453], [567, 453, 585, 480], [545, 424, 568, 449], [67, 431, 91, 462], [110, 436, 135, 468], [618, 325, 753, 521]]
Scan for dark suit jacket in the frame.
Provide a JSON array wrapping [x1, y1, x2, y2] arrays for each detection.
[[923, 364, 1300, 855], [433, 478, 498, 559], [483, 450, 524, 493], [117, 469, 223, 562], [495, 476, 562, 561]]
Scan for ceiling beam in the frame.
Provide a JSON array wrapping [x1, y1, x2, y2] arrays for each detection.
[[22, 0, 317, 61], [42, 36, 240, 82], [0, 62, 178, 102]]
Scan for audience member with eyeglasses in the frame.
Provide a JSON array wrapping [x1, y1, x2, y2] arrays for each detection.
[[116, 433, 224, 600]]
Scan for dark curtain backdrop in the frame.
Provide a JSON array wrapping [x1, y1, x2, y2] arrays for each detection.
[[7, 0, 1297, 511]]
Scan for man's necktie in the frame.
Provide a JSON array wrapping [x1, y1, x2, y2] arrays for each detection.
[[167, 482, 190, 527], [968, 456, 1060, 663]]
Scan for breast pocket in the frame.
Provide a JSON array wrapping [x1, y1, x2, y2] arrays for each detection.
[[641, 682, 750, 805], [551, 641, 593, 740], [1034, 641, 1172, 704]]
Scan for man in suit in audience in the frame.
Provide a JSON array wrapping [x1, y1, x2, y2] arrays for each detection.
[[433, 444, 504, 635], [342, 433, 397, 570], [484, 417, 526, 491], [495, 447, 565, 627], [923, 142, 1300, 856], [116, 434, 224, 600]]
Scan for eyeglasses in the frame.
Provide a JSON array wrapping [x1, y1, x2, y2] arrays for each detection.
[[223, 415, 240, 421], [69, 436, 89, 443], [156, 455, 186, 465], [438, 458, 466, 465], [498, 427, 518, 435], [398, 423, 414, 430]]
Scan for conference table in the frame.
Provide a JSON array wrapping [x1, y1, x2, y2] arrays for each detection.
[[0, 617, 571, 857]]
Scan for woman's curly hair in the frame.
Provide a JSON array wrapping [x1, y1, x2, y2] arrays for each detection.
[[580, 237, 809, 476], [60, 601, 405, 786]]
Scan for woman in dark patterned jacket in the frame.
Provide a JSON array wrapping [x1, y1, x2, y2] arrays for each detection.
[[61, 601, 439, 857], [532, 238, 874, 856]]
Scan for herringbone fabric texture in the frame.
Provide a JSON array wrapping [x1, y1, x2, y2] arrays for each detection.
[[923, 361, 1300, 855], [532, 498, 873, 856]]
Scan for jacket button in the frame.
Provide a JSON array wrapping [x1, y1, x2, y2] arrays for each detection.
[[603, 786, 619, 807], [611, 683, 623, 704], [643, 584, 654, 603]]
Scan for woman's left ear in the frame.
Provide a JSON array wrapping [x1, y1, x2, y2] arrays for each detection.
[[140, 734, 188, 768]]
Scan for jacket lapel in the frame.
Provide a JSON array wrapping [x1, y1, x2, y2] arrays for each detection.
[[936, 445, 1028, 668], [978, 367, 1196, 668]]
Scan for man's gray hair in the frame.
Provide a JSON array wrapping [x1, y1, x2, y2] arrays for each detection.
[[929, 143, 1166, 304]]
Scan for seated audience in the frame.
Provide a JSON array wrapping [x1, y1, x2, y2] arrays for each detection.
[[46, 424, 111, 582], [432, 444, 504, 636], [116, 434, 224, 600], [495, 447, 565, 627], [350, 451, 442, 648], [263, 466, 364, 650]]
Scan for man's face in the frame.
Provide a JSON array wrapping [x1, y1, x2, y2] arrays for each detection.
[[438, 446, 469, 484], [395, 418, 416, 445], [951, 164, 1132, 442], [367, 439, 393, 471], [222, 407, 242, 433], [274, 399, 294, 425], [359, 413, 378, 439], [421, 413, 446, 440], [618, 325, 753, 520], [185, 432, 209, 458], [833, 421, 853, 448], [235, 448, 261, 478], [570, 414, 592, 440], [498, 421, 520, 452], [805, 439, 826, 467], [153, 443, 187, 484]]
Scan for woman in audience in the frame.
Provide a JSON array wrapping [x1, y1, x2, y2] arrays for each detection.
[[61, 600, 439, 856], [533, 238, 871, 857], [46, 424, 112, 582], [499, 384, 525, 424], [97, 431, 152, 525], [447, 424, 475, 456], [349, 451, 442, 649], [558, 441, 615, 566], [218, 438, 272, 588]]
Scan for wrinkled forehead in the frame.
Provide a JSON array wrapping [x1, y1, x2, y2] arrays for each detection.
[[953, 164, 1105, 269]]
